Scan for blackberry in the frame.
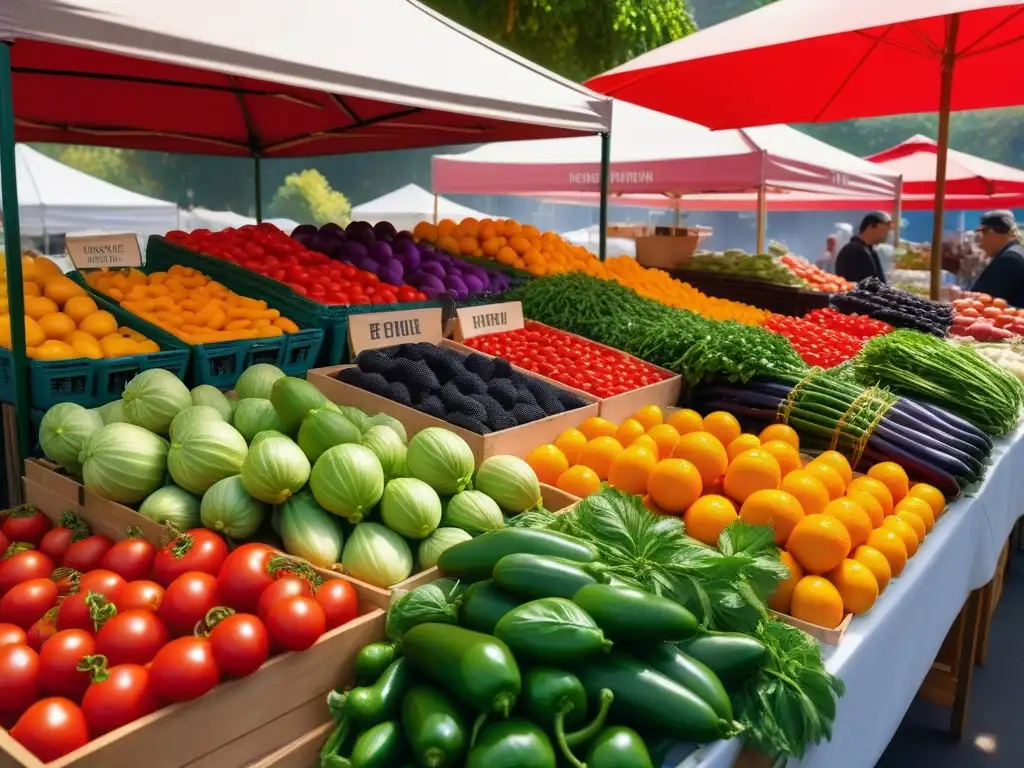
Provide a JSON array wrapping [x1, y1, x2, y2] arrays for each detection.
[[453, 371, 487, 396], [446, 410, 492, 434], [417, 394, 447, 419], [345, 370, 389, 397], [422, 347, 467, 384], [392, 358, 440, 396], [515, 387, 538, 406], [397, 343, 429, 361], [556, 388, 588, 409], [487, 379, 518, 409], [490, 358, 513, 381], [470, 393, 518, 431], [335, 367, 363, 385], [511, 403, 546, 425], [439, 381, 468, 411], [508, 370, 532, 389], [464, 353, 496, 381], [385, 381, 413, 407], [380, 346, 400, 358], [535, 390, 566, 415], [356, 349, 397, 378]]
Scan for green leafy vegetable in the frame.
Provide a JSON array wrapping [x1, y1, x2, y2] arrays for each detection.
[[385, 578, 465, 641]]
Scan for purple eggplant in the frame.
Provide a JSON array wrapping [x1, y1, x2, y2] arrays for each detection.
[[419, 261, 447, 280], [395, 249, 422, 272], [340, 240, 368, 262], [378, 259, 405, 286], [346, 220, 376, 247], [464, 274, 485, 294], [368, 241, 394, 262], [373, 221, 398, 240], [357, 256, 381, 275], [444, 275, 469, 300]]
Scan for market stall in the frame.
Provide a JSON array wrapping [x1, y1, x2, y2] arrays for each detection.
[[350, 183, 492, 234]]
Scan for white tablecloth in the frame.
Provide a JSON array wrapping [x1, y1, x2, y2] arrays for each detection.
[[691, 424, 1024, 768]]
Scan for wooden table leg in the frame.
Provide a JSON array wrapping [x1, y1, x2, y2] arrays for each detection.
[[951, 588, 983, 740]]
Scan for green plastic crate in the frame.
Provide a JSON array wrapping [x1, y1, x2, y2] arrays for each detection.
[[0, 298, 190, 410], [147, 236, 442, 365]]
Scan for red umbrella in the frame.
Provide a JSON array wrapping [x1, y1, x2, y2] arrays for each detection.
[[585, 0, 1024, 298]]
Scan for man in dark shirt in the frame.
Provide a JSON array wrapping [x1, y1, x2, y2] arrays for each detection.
[[971, 210, 1024, 307], [834, 212, 891, 284]]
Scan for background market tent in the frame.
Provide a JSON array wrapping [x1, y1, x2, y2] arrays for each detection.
[[0, 144, 179, 240], [350, 183, 491, 233]]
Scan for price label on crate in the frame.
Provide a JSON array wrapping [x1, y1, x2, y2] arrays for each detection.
[[455, 302, 524, 341], [65, 233, 143, 269], [348, 307, 444, 355]]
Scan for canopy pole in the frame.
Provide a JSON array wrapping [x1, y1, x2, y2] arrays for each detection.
[[0, 43, 30, 468], [893, 175, 903, 248], [674, 197, 681, 227], [930, 14, 959, 300], [254, 156, 263, 222], [433, 193, 439, 225], [598, 132, 610, 261], [755, 184, 767, 253]]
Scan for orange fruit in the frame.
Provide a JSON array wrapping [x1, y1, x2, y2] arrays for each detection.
[[760, 440, 801, 476], [578, 436, 623, 480], [648, 458, 703, 514], [554, 429, 588, 465], [866, 528, 908, 577], [556, 465, 601, 498], [846, 490, 884, 528], [29, 339, 76, 360], [607, 446, 658, 496], [779, 470, 829, 516], [758, 423, 799, 450], [789, 576, 845, 628], [43, 275, 86, 305], [38, 312, 77, 340], [673, 432, 728, 486], [810, 451, 852, 486], [631, 434, 660, 459], [615, 418, 646, 448], [723, 449, 781, 503], [892, 509, 926, 543], [667, 409, 703, 435], [803, 461, 845, 500], [894, 496, 935, 533], [437, 218, 458, 238], [32, 256, 63, 286], [69, 334, 102, 360], [525, 445, 570, 486], [882, 516, 919, 557], [867, 462, 909, 503], [702, 411, 741, 447], [821, 497, 872, 549], [578, 417, 618, 441], [24, 296, 59, 320], [786, 514, 852, 574], [646, 424, 680, 458], [847, 476, 894, 517], [826, 559, 879, 615], [632, 405, 664, 431], [78, 310, 119, 339], [63, 295, 99, 323], [683, 495, 738, 546], [739, 489, 804, 545], [0, 315, 46, 348], [908, 483, 945, 520], [853, 545, 892, 593], [768, 551, 804, 613], [726, 434, 761, 461]]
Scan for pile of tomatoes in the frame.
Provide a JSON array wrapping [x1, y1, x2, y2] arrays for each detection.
[[802, 308, 894, 339], [463, 321, 673, 398], [949, 291, 1024, 341], [779, 254, 855, 293], [764, 314, 867, 368], [165, 225, 428, 307], [0, 508, 359, 761]]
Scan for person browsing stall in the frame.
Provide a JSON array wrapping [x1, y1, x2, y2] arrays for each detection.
[[834, 212, 891, 283], [971, 211, 1024, 307]]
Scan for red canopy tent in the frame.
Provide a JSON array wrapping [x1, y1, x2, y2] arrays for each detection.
[[584, 0, 1024, 298]]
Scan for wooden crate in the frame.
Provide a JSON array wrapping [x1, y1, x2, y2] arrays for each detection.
[[249, 722, 331, 768], [769, 610, 852, 646], [0, 478, 387, 768]]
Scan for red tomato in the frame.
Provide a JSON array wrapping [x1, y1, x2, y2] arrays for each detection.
[[39, 527, 79, 565], [78, 570, 127, 604], [256, 576, 312, 624], [217, 544, 284, 613], [149, 637, 220, 703], [62, 535, 114, 573], [10, 697, 90, 762], [101, 537, 156, 582], [81, 662, 158, 736], [151, 529, 228, 587], [315, 579, 359, 630], [160, 572, 220, 636], [1, 578, 59, 629], [117, 581, 165, 613], [0, 550, 55, 596], [51, 568, 80, 597], [2, 509, 52, 547], [0, 530, 8, 556], [0, 644, 40, 715], [95, 610, 168, 667], [209, 613, 269, 678], [265, 596, 325, 652], [26, 612, 58, 652], [56, 591, 114, 634], [0, 622, 27, 647], [38, 629, 95, 701]]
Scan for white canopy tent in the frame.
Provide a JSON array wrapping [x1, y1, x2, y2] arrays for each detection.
[[0, 144, 179, 241], [177, 207, 299, 233], [351, 183, 491, 232]]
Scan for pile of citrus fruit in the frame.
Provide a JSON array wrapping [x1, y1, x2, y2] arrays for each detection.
[[86, 265, 302, 346], [0, 254, 161, 360], [525, 405, 947, 630]]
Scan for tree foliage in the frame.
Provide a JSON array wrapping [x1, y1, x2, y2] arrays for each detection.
[[268, 169, 351, 226]]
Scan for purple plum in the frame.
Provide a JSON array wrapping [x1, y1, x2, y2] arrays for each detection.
[[346, 220, 376, 248], [373, 221, 398, 240], [419, 261, 447, 280], [357, 256, 380, 274], [379, 260, 405, 286], [464, 275, 484, 294], [368, 242, 394, 262], [341, 240, 368, 262], [444, 275, 469, 300], [395, 250, 422, 272]]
